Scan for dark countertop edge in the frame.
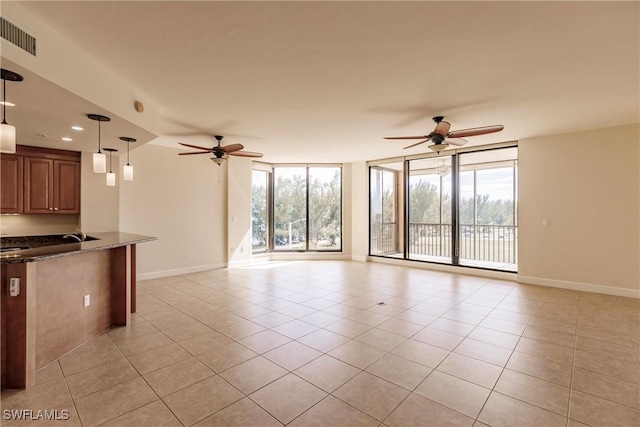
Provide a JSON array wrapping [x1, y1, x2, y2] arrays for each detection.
[[0, 232, 157, 264]]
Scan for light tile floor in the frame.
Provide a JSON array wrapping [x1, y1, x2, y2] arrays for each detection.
[[2, 261, 639, 426]]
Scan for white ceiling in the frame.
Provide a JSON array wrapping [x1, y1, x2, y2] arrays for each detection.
[[9, 1, 640, 163]]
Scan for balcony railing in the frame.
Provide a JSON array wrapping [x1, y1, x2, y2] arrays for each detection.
[[408, 223, 452, 258], [458, 224, 518, 265], [370, 222, 397, 255], [371, 222, 518, 266]]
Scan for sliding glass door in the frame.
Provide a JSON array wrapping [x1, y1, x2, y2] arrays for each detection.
[[408, 157, 452, 263], [459, 148, 518, 271], [370, 162, 403, 257], [369, 146, 518, 272]]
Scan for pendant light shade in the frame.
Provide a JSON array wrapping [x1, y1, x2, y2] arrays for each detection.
[[123, 165, 133, 181], [0, 69, 23, 154], [0, 123, 16, 153], [104, 148, 118, 187], [119, 137, 136, 181], [106, 172, 116, 186], [93, 152, 106, 173], [87, 114, 111, 173]]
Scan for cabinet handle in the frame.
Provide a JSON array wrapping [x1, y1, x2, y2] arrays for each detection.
[[54, 208, 58, 211], [49, 207, 53, 211]]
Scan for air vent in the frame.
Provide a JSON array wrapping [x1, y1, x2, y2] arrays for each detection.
[[1, 17, 36, 56]]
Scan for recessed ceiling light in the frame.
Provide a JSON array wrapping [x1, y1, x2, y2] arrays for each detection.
[[71, 126, 83, 131], [62, 137, 73, 142], [0, 101, 15, 107]]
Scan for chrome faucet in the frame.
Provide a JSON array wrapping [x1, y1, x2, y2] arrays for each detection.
[[63, 230, 86, 242]]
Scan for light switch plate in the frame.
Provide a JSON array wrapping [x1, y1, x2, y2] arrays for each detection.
[[83, 294, 90, 307], [9, 278, 20, 296]]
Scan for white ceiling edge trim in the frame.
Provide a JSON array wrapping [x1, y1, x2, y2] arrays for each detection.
[[1, 2, 161, 137]]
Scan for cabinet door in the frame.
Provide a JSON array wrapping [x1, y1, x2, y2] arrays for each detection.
[[54, 160, 80, 214], [0, 154, 23, 214], [24, 157, 54, 213]]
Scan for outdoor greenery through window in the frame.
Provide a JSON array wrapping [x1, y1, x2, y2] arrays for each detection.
[[251, 170, 268, 252], [253, 165, 342, 253]]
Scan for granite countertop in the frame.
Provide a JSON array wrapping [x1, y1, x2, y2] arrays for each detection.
[[0, 232, 157, 264]]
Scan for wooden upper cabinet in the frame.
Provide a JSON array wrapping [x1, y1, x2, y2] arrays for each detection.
[[24, 157, 55, 213], [7, 146, 82, 215], [0, 154, 24, 214], [54, 160, 80, 214]]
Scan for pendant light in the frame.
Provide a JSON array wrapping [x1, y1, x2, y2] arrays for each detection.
[[103, 148, 118, 186], [87, 114, 110, 173], [0, 69, 24, 154], [119, 137, 136, 181]]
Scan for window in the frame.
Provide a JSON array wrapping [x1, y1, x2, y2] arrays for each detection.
[[251, 170, 269, 253], [257, 164, 342, 252], [308, 167, 342, 250], [368, 146, 518, 272]]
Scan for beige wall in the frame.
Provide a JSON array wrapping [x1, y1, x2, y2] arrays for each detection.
[[350, 161, 369, 260], [0, 214, 79, 236], [518, 123, 639, 294], [81, 152, 120, 232], [118, 144, 227, 277], [227, 157, 252, 266]]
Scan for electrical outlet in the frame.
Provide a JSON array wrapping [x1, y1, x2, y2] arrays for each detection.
[[83, 294, 90, 307], [0, 226, 8, 235]]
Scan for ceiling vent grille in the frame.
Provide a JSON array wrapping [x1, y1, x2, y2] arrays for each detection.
[[1, 17, 36, 56]]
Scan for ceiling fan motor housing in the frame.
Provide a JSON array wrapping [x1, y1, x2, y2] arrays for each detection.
[[430, 133, 445, 144]]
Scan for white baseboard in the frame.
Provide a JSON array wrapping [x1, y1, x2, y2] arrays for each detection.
[[351, 255, 367, 262], [137, 262, 227, 281], [517, 275, 640, 299]]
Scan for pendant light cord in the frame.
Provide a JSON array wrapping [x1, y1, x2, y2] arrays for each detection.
[[108, 150, 112, 173], [127, 142, 130, 166], [2, 77, 7, 125], [98, 121, 102, 153]]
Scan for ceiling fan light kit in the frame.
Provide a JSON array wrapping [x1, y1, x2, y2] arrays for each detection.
[[88, 113, 111, 173], [385, 116, 504, 154], [0, 68, 24, 154]]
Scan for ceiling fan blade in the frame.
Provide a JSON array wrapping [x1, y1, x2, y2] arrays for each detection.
[[229, 151, 263, 158], [178, 142, 213, 151], [384, 135, 430, 140], [448, 125, 504, 138], [444, 137, 468, 147], [221, 143, 245, 153], [433, 121, 451, 136], [178, 151, 212, 155], [403, 139, 430, 149]]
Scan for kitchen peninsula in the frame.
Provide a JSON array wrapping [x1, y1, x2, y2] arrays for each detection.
[[0, 232, 155, 389]]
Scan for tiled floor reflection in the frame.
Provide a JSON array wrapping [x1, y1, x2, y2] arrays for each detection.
[[3, 261, 638, 426]]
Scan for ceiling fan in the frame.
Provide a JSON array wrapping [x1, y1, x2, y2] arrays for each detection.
[[178, 135, 263, 165], [385, 116, 504, 153]]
